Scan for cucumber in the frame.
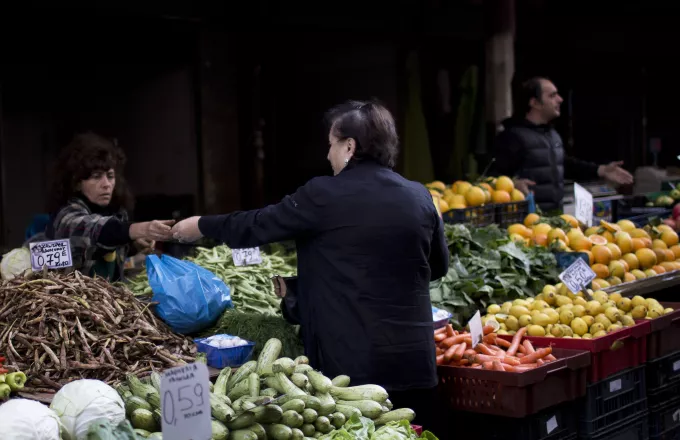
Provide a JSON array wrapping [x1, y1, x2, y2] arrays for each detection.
[[302, 408, 318, 424], [330, 412, 346, 428], [264, 423, 293, 440], [306, 371, 332, 394], [281, 399, 306, 414], [226, 411, 257, 430], [148, 434, 163, 440], [275, 373, 306, 397], [314, 392, 336, 416], [228, 429, 258, 440], [248, 373, 260, 398], [282, 410, 304, 428], [150, 372, 162, 393], [247, 423, 267, 440], [256, 338, 282, 376], [373, 408, 416, 426], [211, 419, 229, 440], [125, 396, 152, 416], [294, 356, 309, 365], [334, 404, 361, 419], [294, 364, 313, 374], [261, 387, 278, 398], [330, 375, 350, 388], [134, 429, 151, 438], [301, 424, 315, 437], [335, 400, 383, 419], [272, 358, 296, 375], [277, 394, 321, 411], [251, 404, 283, 424], [228, 361, 258, 393], [313, 416, 332, 434], [384, 399, 393, 410], [131, 408, 158, 432], [214, 367, 232, 395], [290, 428, 305, 440], [290, 373, 309, 389], [264, 376, 285, 394], [329, 385, 388, 403], [228, 378, 252, 401], [210, 393, 236, 422]]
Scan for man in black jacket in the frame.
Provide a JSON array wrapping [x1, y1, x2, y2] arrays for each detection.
[[493, 77, 633, 212]]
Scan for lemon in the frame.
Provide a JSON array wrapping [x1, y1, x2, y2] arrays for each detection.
[[513, 299, 531, 307], [590, 322, 605, 334], [631, 305, 648, 319], [582, 333, 593, 339], [647, 309, 663, 319], [559, 309, 575, 325], [550, 325, 564, 337], [595, 314, 612, 329], [608, 292, 622, 303], [664, 308, 675, 315], [519, 315, 533, 327], [646, 298, 661, 310], [571, 317, 588, 336], [505, 316, 520, 331], [582, 315, 595, 327], [533, 313, 552, 327], [608, 324, 623, 333], [585, 301, 604, 316], [593, 330, 608, 338], [527, 325, 546, 336], [494, 313, 509, 323], [572, 305, 586, 317], [574, 297, 588, 307], [543, 284, 557, 295], [593, 291, 609, 305], [510, 305, 531, 318], [532, 300, 550, 311], [487, 304, 502, 314], [555, 295, 573, 307], [501, 302, 513, 314], [604, 307, 622, 323], [486, 320, 501, 332], [497, 329, 509, 335], [561, 325, 574, 337], [544, 309, 560, 324], [620, 315, 635, 327], [631, 296, 647, 308], [617, 298, 632, 312]]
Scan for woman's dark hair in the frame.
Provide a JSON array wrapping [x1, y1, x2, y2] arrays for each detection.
[[324, 99, 399, 168], [49, 132, 134, 213]]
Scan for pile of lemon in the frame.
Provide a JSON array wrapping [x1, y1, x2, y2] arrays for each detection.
[[506, 216, 680, 289], [481, 283, 673, 339], [426, 176, 526, 214]]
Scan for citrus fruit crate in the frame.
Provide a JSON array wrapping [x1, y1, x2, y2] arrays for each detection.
[[442, 204, 495, 227], [646, 303, 680, 361], [510, 320, 651, 383], [579, 412, 649, 440], [495, 200, 530, 229], [578, 365, 648, 436], [437, 347, 590, 418], [648, 395, 680, 440]]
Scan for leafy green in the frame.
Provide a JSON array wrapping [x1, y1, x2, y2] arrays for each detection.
[[431, 224, 559, 328]]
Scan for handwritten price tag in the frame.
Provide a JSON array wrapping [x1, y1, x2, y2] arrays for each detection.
[[232, 247, 263, 267], [559, 258, 596, 295], [161, 362, 211, 440], [574, 183, 593, 227], [29, 239, 73, 271], [467, 310, 483, 348]]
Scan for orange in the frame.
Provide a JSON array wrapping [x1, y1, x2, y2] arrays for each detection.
[[622, 253, 640, 270], [601, 231, 616, 243], [465, 186, 486, 207], [592, 264, 610, 279], [478, 182, 494, 194], [608, 260, 626, 278], [606, 243, 622, 260], [617, 219, 637, 232], [592, 245, 613, 265], [582, 250, 594, 265], [653, 239, 668, 250], [615, 232, 633, 254], [600, 220, 622, 233], [652, 265, 666, 274], [664, 249, 676, 262], [589, 235, 608, 246], [533, 223, 552, 236], [635, 248, 658, 270], [585, 227, 600, 236], [632, 238, 648, 251], [508, 224, 532, 239], [641, 237, 653, 248], [645, 269, 658, 277], [658, 225, 675, 234], [524, 213, 541, 228], [495, 176, 515, 193], [533, 234, 548, 247], [661, 230, 680, 247], [560, 214, 580, 229], [623, 272, 637, 283], [492, 190, 511, 204], [570, 236, 593, 252], [619, 259, 630, 272], [511, 189, 526, 201], [439, 199, 450, 213], [631, 269, 647, 280], [660, 261, 678, 273], [548, 228, 568, 245], [653, 248, 667, 263], [631, 228, 651, 239], [428, 181, 446, 191], [592, 279, 610, 289]]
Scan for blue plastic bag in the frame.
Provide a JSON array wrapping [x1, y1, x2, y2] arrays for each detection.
[[146, 254, 232, 334]]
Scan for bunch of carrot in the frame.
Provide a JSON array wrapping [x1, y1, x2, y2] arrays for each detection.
[[434, 325, 556, 372]]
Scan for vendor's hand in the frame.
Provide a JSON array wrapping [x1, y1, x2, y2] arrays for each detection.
[[598, 161, 634, 186], [513, 178, 536, 195], [172, 216, 203, 243], [134, 238, 156, 255], [130, 220, 175, 241], [273, 276, 287, 298]]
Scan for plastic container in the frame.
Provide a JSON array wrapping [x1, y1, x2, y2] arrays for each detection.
[[648, 396, 680, 440], [194, 335, 255, 369], [646, 303, 680, 361], [432, 306, 452, 329], [437, 347, 590, 417], [443, 204, 495, 227], [647, 350, 680, 392], [507, 320, 651, 383], [579, 412, 649, 440], [578, 365, 648, 436], [495, 200, 530, 229]]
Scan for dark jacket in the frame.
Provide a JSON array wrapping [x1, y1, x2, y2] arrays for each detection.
[[199, 160, 449, 391], [493, 118, 600, 211]]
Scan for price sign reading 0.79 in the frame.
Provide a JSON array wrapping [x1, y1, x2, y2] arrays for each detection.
[[29, 239, 73, 271], [232, 247, 263, 267], [161, 362, 211, 440]]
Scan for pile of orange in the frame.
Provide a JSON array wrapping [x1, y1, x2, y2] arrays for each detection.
[[508, 215, 680, 289], [426, 176, 526, 214]]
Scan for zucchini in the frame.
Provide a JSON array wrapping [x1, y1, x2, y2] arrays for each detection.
[[314, 416, 332, 434], [150, 371, 162, 393], [282, 410, 304, 428], [330, 412, 346, 428], [330, 375, 350, 388], [127, 374, 160, 409], [275, 373, 306, 397], [294, 364, 313, 374], [228, 430, 258, 440], [290, 373, 309, 389], [281, 399, 306, 414], [214, 367, 232, 395], [290, 428, 305, 440], [248, 423, 267, 440], [226, 411, 257, 430], [115, 383, 133, 401], [256, 338, 282, 376], [335, 400, 383, 419], [134, 429, 152, 438], [211, 419, 229, 440], [294, 356, 309, 365], [381, 406, 389, 413], [210, 393, 236, 422], [228, 379, 252, 401], [148, 434, 163, 440], [329, 385, 388, 403], [306, 371, 332, 394], [314, 392, 336, 416], [272, 358, 296, 375], [227, 361, 258, 393], [125, 396, 152, 416], [277, 394, 321, 411], [301, 424, 316, 437], [302, 408, 317, 424], [251, 404, 283, 424], [264, 423, 293, 440], [373, 408, 416, 426], [305, 383, 315, 394], [312, 434, 322, 439], [248, 372, 260, 398], [264, 376, 285, 394], [334, 404, 361, 419], [131, 408, 158, 432], [384, 399, 393, 410], [261, 387, 278, 398], [210, 383, 215, 393]]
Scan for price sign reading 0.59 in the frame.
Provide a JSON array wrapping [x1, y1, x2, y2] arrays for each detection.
[[29, 239, 73, 271], [559, 257, 597, 295], [232, 247, 263, 267], [161, 362, 211, 440]]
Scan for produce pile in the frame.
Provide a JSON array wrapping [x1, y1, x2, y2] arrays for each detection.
[[480, 284, 674, 339], [434, 324, 556, 371], [429, 223, 559, 328], [0, 272, 196, 393], [426, 175, 525, 214], [509, 215, 680, 289], [0, 354, 27, 400], [120, 338, 438, 440]]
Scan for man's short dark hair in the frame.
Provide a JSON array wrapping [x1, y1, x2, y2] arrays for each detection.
[[514, 76, 549, 116]]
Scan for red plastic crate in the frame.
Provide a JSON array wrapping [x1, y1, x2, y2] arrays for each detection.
[[504, 320, 651, 383], [437, 348, 591, 417], [646, 302, 680, 361]]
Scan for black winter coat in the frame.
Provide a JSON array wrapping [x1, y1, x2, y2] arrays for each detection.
[[198, 160, 449, 391], [493, 118, 600, 211]]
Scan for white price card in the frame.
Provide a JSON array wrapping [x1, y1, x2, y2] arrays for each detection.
[[546, 415, 558, 434], [574, 183, 594, 227], [559, 258, 596, 295], [29, 239, 73, 271], [467, 310, 483, 348], [161, 362, 212, 440], [232, 247, 263, 267]]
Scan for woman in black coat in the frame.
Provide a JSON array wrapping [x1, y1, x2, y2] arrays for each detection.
[[172, 100, 449, 426]]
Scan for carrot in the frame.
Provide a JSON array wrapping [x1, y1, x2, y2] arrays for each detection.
[[462, 337, 473, 347], [464, 349, 477, 358], [435, 347, 444, 356], [435, 333, 447, 342], [443, 344, 461, 363], [545, 354, 557, 362], [446, 324, 455, 337], [522, 340, 535, 354], [501, 357, 521, 366], [468, 353, 504, 364], [507, 327, 527, 356], [436, 355, 445, 366], [520, 347, 552, 364], [536, 359, 545, 366], [476, 344, 496, 356], [516, 353, 525, 358], [471, 364, 483, 369], [494, 337, 512, 348], [440, 334, 468, 348], [434, 327, 448, 336], [492, 360, 506, 371], [483, 334, 498, 344], [483, 324, 497, 335], [453, 343, 466, 361], [459, 359, 470, 366], [482, 361, 494, 370]]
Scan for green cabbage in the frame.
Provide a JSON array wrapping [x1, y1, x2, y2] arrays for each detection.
[[0, 247, 32, 280]]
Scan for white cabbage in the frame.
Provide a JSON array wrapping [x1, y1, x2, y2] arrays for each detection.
[[50, 379, 125, 440], [0, 398, 62, 440], [0, 247, 32, 280]]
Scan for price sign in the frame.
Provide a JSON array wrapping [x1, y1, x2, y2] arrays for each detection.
[[29, 239, 73, 271], [232, 247, 263, 267], [467, 310, 483, 348], [161, 362, 212, 440], [574, 183, 593, 227], [559, 258, 596, 295]]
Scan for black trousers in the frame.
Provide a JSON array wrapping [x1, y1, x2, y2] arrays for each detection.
[[387, 386, 443, 435]]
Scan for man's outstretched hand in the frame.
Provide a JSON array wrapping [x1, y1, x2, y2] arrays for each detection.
[[598, 161, 634, 186]]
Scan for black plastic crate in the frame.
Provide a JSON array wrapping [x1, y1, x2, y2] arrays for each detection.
[[649, 396, 680, 440], [579, 413, 649, 440], [579, 366, 648, 436], [443, 204, 495, 227], [649, 382, 680, 411], [495, 200, 530, 228], [647, 351, 680, 392], [450, 401, 578, 440]]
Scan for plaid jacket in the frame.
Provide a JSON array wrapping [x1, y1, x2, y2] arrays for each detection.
[[46, 197, 129, 280]]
